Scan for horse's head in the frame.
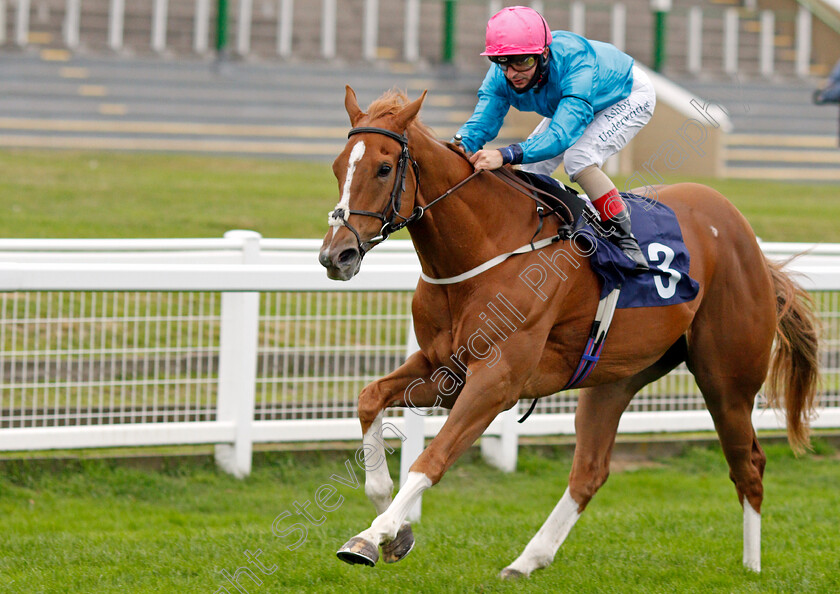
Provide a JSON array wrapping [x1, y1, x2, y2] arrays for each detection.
[[319, 86, 426, 281]]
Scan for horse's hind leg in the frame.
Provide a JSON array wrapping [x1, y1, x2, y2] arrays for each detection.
[[501, 340, 687, 579], [687, 304, 773, 572]]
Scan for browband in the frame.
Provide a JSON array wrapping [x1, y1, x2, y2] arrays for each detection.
[[348, 127, 408, 146]]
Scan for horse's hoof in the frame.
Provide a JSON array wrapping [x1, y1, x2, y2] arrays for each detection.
[[336, 537, 379, 567], [381, 523, 415, 563], [499, 567, 526, 580]]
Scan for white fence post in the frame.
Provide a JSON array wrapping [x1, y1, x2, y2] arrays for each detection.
[[403, 0, 419, 62], [611, 3, 626, 52], [363, 0, 378, 61], [194, 0, 210, 53], [151, 0, 168, 53], [277, 0, 293, 57], [759, 10, 774, 78], [108, 0, 125, 50], [15, 0, 29, 47], [723, 7, 738, 75], [321, 0, 336, 59], [570, 1, 585, 37], [687, 6, 702, 74], [214, 230, 262, 478], [0, 0, 7, 45], [400, 319, 424, 522], [63, 0, 81, 49], [796, 5, 811, 77], [237, 0, 253, 55], [480, 404, 519, 473]]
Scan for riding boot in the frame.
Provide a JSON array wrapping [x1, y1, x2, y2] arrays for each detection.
[[602, 215, 649, 273]]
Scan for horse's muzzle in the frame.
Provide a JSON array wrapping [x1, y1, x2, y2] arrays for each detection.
[[319, 246, 361, 281]]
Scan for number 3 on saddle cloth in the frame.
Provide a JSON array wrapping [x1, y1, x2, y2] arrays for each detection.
[[519, 173, 700, 306], [582, 194, 700, 307], [516, 174, 700, 421]]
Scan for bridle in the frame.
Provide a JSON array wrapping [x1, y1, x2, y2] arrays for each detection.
[[328, 127, 420, 256], [328, 126, 481, 256]]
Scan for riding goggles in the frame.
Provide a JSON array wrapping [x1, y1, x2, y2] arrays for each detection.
[[489, 54, 538, 72]]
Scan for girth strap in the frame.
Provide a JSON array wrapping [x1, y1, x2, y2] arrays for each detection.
[[518, 286, 622, 423]]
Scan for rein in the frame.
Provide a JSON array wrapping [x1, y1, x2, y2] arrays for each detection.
[[328, 125, 573, 263]]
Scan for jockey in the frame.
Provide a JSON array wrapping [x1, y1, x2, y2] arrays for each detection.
[[456, 5, 655, 272]]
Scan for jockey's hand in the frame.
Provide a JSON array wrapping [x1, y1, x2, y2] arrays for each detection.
[[469, 149, 504, 171]]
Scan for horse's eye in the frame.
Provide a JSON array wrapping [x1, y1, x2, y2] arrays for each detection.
[[378, 163, 392, 177]]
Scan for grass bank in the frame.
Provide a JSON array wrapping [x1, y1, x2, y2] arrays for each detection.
[[1, 149, 839, 241]]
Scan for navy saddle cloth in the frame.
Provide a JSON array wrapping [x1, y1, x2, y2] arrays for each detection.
[[522, 173, 700, 309]]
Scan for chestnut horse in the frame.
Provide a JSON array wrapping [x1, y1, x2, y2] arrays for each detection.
[[318, 88, 819, 578]]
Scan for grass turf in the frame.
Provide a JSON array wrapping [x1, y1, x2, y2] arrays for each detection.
[[1, 149, 839, 241], [1, 441, 838, 593]]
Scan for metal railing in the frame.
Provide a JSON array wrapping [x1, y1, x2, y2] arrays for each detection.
[[0, 0, 826, 78]]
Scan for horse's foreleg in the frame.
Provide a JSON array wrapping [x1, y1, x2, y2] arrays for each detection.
[[502, 343, 686, 579], [501, 382, 634, 578], [339, 350, 455, 566], [357, 350, 445, 513], [341, 363, 521, 566]]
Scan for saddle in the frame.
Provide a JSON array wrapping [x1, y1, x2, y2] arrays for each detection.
[[514, 170, 587, 227], [491, 167, 590, 244]]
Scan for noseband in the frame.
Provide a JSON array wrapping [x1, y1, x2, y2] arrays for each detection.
[[328, 126, 423, 256]]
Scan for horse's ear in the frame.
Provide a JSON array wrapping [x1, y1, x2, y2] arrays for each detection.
[[393, 90, 427, 132], [345, 85, 365, 126]]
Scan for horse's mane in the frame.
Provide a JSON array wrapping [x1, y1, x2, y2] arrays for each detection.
[[367, 89, 472, 166], [367, 89, 435, 138]]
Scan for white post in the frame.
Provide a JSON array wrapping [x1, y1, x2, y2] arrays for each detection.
[[151, 0, 168, 53], [687, 6, 702, 74], [277, 0, 293, 57], [0, 0, 7, 45], [400, 320, 424, 522], [15, 0, 29, 47], [530, 1, 543, 17], [214, 230, 262, 478], [759, 10, 774, 78], [108, 0, 125, 51], [480, 404, 519, 472], [611, 3, 625, 52], [237, 0, 253, 55], [63, 0, 81, 49], [570, 1, 584, 37], [321, 0, 336, 59], [403, 0, 419, 62], [363, 0, 378, 61], [194, 0, 210, 53], [795, 6, 811, 77], [723, 7, 738, 75], [488, 0, 502, 19]]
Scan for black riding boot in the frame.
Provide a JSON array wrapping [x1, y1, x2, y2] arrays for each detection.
[[603, 215, 649, 273]]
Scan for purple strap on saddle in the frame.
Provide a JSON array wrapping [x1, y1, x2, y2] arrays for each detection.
[[518, 287, 620, 424]]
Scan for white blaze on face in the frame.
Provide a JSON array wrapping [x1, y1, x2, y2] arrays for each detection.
[[328, 140, 366, 236]]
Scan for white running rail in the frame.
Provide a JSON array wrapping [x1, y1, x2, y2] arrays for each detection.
[[0, 233, 837, 478]]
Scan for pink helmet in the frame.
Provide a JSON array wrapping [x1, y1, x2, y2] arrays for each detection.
[[481, 6, 551, 56]]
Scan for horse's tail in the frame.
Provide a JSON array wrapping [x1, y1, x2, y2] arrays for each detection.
[[764, 257, 820, 454]]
